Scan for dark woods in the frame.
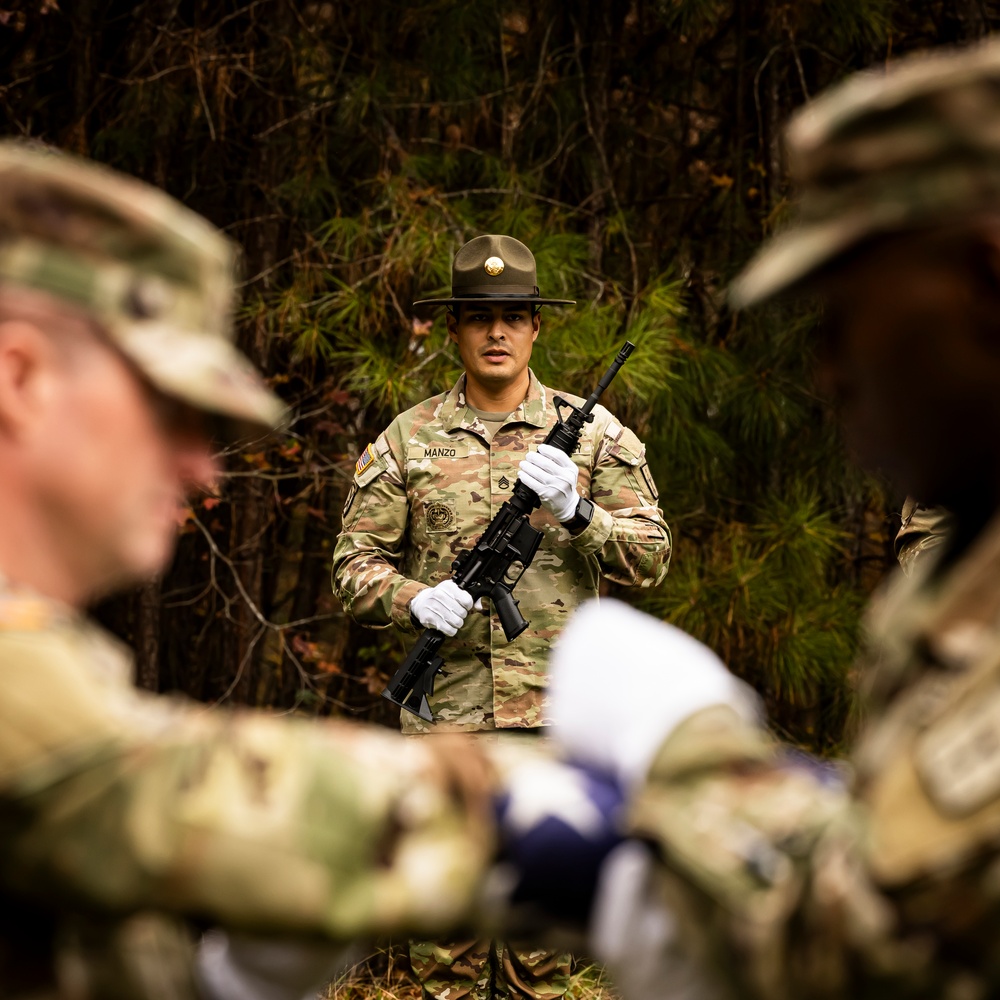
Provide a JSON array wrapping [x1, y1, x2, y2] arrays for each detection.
[[0, 0, 996, 747]]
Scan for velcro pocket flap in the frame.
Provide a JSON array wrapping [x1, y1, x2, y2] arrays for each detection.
[[605, 424, 645, 466]]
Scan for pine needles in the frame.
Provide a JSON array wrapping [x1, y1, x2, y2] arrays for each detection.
[[7, 0, 949, 742]]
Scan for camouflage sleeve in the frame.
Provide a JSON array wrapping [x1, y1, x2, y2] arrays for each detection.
[[893, 497, 953, 577], [573, 420, 671, 587], [626, 706, 955, 999], [0, 625, 497, 941], [331, 429, 425, 634]]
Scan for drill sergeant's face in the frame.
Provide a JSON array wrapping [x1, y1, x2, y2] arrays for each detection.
[[0, 289, 219, 598], [815, 226, 1000, 510], [446, 302, 540, 392]]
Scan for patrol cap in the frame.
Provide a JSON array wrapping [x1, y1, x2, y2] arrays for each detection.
[[413, 234, 575, 307], [0, 141, 285, 430], [731, 38, 1000, 309]]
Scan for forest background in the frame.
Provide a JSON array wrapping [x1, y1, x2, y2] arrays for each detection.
[[2, 0, 998, 756]]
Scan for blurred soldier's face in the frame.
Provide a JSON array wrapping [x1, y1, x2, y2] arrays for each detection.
[[816, 227, 1000, 511], [447, 303, 540, 393], [0, 291, 219, 601]]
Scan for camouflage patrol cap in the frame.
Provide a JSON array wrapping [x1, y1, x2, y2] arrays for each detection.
[[731, 38, 1000, 308], [0, 142, 284, 429], [413, 234, 575, 307]]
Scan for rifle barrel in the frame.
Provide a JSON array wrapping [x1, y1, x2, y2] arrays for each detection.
[[583, 340, 636, 413]]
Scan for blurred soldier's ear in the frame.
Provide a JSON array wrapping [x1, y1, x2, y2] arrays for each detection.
[[0, 316, 58, 437], [0, 289, 103, 439]]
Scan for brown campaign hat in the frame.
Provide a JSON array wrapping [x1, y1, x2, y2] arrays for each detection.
[[413, 234, 575, 308], [0, 142, 286, 431]]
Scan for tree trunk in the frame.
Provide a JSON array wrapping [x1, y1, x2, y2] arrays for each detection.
[[134, 580, 161, 692]]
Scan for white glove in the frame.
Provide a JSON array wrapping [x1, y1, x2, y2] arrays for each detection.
[[590, 843, 722, 1000], [551, 599, 760, 789], [518, 444, 581, 522], [409, 579, 474, 636], [196, 929, 361, 1000]]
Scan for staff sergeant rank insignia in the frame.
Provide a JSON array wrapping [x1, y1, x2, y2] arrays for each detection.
[[355, 444, 375, 476]]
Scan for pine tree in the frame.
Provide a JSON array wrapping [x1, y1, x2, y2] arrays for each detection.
[[2, 0, 994, 748]]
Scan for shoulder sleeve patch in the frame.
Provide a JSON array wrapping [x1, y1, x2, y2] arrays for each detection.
[[603, 424, 646, 467], [353, 433, 392, 487], [916, 682, 1000, 817], [355, 443, 376, 477]]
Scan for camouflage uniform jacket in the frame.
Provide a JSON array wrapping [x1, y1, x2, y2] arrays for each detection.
[[331, 370, 671, 733], [0, 581, 498, 997], [626, 512, 1000, 999]]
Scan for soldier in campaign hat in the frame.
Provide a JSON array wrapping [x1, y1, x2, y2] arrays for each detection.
[[334, 233, 670, 735], [333, 233, 671, 998], [542, 35, 1000, 1000]]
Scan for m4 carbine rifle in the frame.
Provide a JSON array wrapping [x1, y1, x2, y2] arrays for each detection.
[[382, 341, 636, 722]]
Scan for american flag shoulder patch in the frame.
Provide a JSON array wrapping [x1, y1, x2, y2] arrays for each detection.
[[355, 444, 376, 476]]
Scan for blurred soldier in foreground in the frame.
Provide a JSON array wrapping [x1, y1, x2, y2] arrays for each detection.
[[548, 37, 1000, 1000], [0, 143, 519, 1000]]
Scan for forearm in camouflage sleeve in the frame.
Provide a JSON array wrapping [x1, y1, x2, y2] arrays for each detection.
[[626, 707, 933, 1000], [0, 668, 497, 940], [574, 426, 671, 588], [331, 434, 425, 633], [4, 716, 490, 940]]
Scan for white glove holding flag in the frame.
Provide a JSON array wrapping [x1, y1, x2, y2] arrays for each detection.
[[589, 842, 723, 1000], [518, 444, 581, 522], [545, 601, 757, 1000], [409, 579, 474, 636], [196, 930, 361, 1000], [551, 599, 760, 789]]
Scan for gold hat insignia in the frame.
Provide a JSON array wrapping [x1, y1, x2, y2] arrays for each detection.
[[484, 256, 505, 276]]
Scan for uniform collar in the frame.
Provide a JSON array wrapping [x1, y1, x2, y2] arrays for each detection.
[[438, 369, 549, 433], [0, 569, 76, 630]]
